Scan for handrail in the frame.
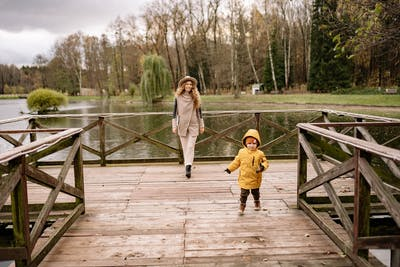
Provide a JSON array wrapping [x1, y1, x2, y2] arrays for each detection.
[[297, 123, 400, 161], [2, 109, 396, 167], [297, 120, 400, 267], [0, 128, 85, 266], [0, 128, 81, 163]]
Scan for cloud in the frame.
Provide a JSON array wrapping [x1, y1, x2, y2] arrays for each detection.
[[0, 0, 150, 66], [0, 29, 57, 66]]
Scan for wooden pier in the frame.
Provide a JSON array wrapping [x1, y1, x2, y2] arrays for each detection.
[[2, 110, 398, 266], [29, 160, 371, 266]]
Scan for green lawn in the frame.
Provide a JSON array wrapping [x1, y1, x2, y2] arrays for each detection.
[[201, 94, 400, 107], [3, 92, 399, 107]]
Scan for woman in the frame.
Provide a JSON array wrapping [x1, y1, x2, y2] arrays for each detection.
[[172, 76, 205, 178]]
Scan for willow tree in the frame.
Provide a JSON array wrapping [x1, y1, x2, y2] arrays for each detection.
[[140, 54, 172, 105]]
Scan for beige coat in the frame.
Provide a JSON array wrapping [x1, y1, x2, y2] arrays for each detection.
[[227, 129, 269, 189], [172, 92, 204, 137]]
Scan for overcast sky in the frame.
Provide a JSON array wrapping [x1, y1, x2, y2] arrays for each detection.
[[0, 0, 151, 66]]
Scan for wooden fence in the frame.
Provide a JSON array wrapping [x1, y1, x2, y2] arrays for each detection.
[[3, 109, 395, 166], [0, 128, 84, 266], [297, 112, 400, 267], [0, 109, 325, 166]]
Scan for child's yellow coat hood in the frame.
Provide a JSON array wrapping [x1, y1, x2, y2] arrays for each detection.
[[242, 129, 261, 147]]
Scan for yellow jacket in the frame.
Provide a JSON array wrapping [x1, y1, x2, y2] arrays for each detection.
[[227, 129, 269, 189]]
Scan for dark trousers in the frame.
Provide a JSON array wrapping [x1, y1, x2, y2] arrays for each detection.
[[240, 188, 260, 204]]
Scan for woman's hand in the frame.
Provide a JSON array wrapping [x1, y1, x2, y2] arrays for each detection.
[[200, 127, 205, 134], [172, 127, 177, 134]]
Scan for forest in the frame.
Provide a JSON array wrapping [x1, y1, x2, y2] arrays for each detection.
[[0, 0, 399, 97]]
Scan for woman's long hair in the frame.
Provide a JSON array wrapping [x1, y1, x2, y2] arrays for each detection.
[[175, 84, 201, 108]]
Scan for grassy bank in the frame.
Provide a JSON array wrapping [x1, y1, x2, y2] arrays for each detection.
[[5, 93, 399, 107], [201, 94, 400, 107], [106, 93, 400, 107]]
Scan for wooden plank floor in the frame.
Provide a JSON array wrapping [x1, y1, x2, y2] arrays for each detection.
[[33, 160, 357, 266]]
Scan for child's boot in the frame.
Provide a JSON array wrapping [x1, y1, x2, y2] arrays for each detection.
[[238, 203, 246, 215], [254, 200, 261, 211]]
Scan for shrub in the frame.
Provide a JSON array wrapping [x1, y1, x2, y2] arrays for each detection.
[[129, 83, 138, 96], [331, 87, 383, 95], [27, 88, 68, 114]]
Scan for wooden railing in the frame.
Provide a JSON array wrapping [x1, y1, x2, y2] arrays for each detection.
[[2, 109, 395, 167], [1, 109, 399, 266], [0, 128, 84, 266], [297, 115, 400, 266]]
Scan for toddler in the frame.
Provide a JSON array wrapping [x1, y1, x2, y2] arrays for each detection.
[[225, 129, 269, 215]]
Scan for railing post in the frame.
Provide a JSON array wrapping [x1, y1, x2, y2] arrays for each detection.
[[10, 156, 31, 266], [73, 133, 85, 213], [353, 118, 371, 260], [321, 110, 328, 123], [254, 113, 260, 132], [28, 118, 37, 143], [297, 128, 307, 208], [98, 116, 106, 166], [391, 250, 400, 267]]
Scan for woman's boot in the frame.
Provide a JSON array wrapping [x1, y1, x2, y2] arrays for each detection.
[[185, 165, 191, 178], [254, 200, 261, 211]]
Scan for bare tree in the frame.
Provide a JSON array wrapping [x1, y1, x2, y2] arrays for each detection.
[[53, 32, 84, 95], [241, 17, 259, 83], [261, 1, 278, 93], [33, 54, 49, 88]]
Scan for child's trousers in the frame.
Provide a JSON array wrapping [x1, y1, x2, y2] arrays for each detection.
[[240, 188, 260, 204]]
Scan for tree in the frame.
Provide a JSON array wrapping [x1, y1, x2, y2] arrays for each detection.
[[332, 0, 400, 87], [140, 54, 172, 105], [263, 30, 285, 92], [53, 32, 83, 95], [308, 0, 352, 92], [33, 54, 49, 88]]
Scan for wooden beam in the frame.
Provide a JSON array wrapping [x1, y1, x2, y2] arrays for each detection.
[[356, 236, 400, 249], [0, 247, 28, 260], [298, 123, 400, 162], [0, 128, 82, 164], [359, 158, 400, 227], [25, 165, 84, 199], [10, 157, 32, 266], [261, 129, 297, 150], [105, 120, 178, 154], [0, 167, 21, 209], [30, 203, 85, 266], [196, 116, 254, 146], [298, 133, 323, 173], [0, 133, 21, 146], [299, 132, 354, 238], [298, 199, 371, 267], [299, 157, 355, 194], [30, 137, 81, 247], [357, 126, 400, 179]]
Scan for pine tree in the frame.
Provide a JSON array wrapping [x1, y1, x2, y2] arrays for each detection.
[[140, 54, 172, 106], [308, 0, 352, 92]]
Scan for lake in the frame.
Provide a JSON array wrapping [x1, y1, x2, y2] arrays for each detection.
[[1, 98, 399, 161]]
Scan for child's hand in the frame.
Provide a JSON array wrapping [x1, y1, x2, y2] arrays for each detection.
[[256, 164, 264, 173], [224, 168, 231, 174]]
